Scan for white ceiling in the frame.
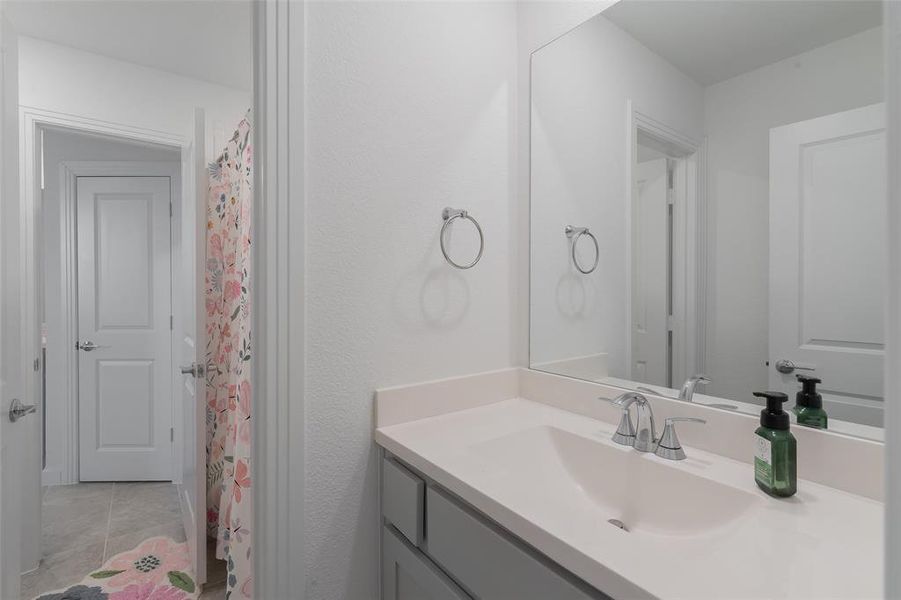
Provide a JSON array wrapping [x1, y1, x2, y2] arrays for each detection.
[[603, 0, 882, 86], [3, 0, 252, 90]]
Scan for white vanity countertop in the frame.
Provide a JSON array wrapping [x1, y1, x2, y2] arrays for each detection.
[[375, 397, 883, 600]]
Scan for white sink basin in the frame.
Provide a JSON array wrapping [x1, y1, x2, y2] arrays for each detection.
[[469, 425, 761, 537]]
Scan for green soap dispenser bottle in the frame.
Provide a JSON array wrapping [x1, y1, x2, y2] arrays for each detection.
[[753, 391, 797, 498], [793, 375, 828, 429]]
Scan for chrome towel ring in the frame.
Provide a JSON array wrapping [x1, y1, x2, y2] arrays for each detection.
[[565, 225, 599, 274], [441, 207, 484, 269]]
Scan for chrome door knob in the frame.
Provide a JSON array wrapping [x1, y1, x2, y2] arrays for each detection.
[[774, 359, 815, 374], [179, 363, 205, 378], [9, 398, 36, 422], [77, 341, 108, 352]]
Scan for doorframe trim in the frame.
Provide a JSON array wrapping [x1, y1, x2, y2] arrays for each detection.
[[52, 160, 180, 485], [253, 0, 305, 597], [885, 3, 901, 595]]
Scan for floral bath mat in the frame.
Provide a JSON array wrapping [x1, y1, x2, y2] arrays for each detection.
[[34, 537, 197, 600]]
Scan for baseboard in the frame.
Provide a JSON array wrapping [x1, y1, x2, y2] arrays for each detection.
[[41, 467, 65, 486]]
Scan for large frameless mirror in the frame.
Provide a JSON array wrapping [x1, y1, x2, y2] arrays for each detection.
[[529, 0, 885, 440]]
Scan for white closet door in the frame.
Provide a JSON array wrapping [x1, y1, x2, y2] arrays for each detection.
[[177, 108, 208, 584], [769, 103, 885, 426], [77, 176, 173, 481]]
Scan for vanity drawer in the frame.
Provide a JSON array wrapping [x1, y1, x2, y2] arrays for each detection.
[[425, 487, 606, 600], [382, 457, 425, 546]]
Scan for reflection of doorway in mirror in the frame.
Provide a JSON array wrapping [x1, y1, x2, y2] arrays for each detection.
[[629, 122, 701, 391]]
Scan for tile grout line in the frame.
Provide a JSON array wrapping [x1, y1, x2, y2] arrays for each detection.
[[102, 483, 115, 563]]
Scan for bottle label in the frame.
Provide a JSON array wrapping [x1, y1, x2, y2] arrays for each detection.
[[754, 436, 773, 487]]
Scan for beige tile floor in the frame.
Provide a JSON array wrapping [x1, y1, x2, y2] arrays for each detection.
[[21, 482, 227, 600]]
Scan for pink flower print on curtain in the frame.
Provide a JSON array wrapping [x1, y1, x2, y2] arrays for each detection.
[[205, 114, 252, 598]]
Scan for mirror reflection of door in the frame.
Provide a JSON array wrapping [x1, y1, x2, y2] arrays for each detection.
[[632, 157, 670, 387], [769, 104, 885, 427]]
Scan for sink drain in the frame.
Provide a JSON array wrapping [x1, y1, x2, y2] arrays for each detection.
[[607, 518, 629, 532]]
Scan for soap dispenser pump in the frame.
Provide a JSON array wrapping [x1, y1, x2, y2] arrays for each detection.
[[794, 375, 828, 429], [752, 391, 797, 498]]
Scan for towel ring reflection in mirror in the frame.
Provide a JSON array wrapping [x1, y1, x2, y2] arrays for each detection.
[[565, 225, 599, 274], [441, 207, 484, 269]]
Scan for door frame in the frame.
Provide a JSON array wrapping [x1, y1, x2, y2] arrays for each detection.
[[252, 0, 306, 597], [625, 103, 705, 387], [48, 159, 181, 485], [17, 110, 188, 575], [884, 2, 901, 596]]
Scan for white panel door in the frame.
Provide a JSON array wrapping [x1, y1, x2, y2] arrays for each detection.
[[77, 176, 173, 480], [769, 103, 885, 426], [0, 12, 24, 598], [632, 158, 670, 386], [177, 108, 207, 584]]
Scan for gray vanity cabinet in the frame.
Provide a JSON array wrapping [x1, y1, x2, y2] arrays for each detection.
[[382, 525, 472, 600], [380, 455, 609, 600]]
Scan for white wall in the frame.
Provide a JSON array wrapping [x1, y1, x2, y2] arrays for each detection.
[[17, 36, 250, 158], [40, 128, 178, 485], [703, 26, 884, 401], [529, 12, 704, 375], [304, 2, 517, 596]]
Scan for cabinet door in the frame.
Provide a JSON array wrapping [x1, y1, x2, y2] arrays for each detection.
[[383, 526, 471, 600], [426, 488, 607, 600]]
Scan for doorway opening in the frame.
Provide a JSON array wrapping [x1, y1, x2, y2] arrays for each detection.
[[28, 126, 193, 596]]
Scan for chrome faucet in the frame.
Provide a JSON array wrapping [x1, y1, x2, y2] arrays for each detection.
[[611, 392, 657, 452], [678, 374, 710, 402], [605, 392, 707, 459]]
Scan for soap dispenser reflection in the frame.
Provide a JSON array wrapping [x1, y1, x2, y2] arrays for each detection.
[[794, 375, 828, 430]]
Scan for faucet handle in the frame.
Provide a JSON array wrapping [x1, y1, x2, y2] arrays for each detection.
[[600, 396, 637, 446], [655, 417, 706, 461]]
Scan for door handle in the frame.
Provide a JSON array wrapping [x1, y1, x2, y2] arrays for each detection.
[[9, 398, 36, 422], [77, 341, 108, 352], [774, 359, 815, 374], [179, 363, 205, 378]]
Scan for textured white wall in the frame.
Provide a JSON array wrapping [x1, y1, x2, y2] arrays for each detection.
[[703, 26, 884, 401], [40, 129, 178, 485], [529, 12, 704, 372], [304, 3, 517, 597]]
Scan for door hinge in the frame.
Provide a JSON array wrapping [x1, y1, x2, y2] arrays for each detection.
[[170, 427, 174, 442], [170, 315, 174, 330], [34, 357, 41, 372], [169, 202, 173, 217]]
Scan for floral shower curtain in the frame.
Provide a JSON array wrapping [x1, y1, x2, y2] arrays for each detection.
[[205, 115, 253, 599]]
